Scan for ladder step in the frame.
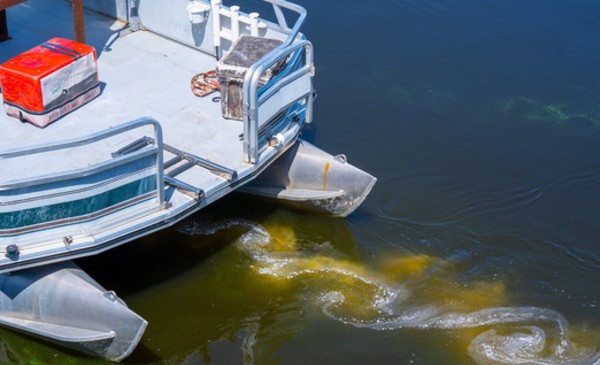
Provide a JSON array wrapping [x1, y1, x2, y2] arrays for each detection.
[[164, 155, 183, 170], [167, 161, 195, 178], [164, 176, 204, 200], [161, 143, 237, 181], [111, 136, 153, 158], [111, 137, 237, 181]]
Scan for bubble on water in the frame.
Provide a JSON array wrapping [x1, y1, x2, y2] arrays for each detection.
[[469, 326, 600, 365]]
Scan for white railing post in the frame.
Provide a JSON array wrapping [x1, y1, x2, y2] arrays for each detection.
[[231, 6, 240, 42], [211, 0, 271, 56], [249, 12, 259, 36], [211, 0, 222, 58]]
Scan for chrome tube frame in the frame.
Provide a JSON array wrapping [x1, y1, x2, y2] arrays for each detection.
[[242, 40, 313, 163], [262, 0, 307, 47], [0, 117, 165, 207]]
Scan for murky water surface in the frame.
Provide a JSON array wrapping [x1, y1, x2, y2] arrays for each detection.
[[3, 0, 600, 364]]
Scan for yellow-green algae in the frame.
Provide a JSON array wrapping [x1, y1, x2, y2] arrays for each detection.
[[496, 96, 600, 128]]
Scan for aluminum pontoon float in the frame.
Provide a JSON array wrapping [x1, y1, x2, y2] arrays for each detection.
[[0, 0, 376, 360]]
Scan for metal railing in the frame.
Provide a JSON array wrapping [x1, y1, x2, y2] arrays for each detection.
[[238, 0, 313, 163], [211, 0, 269, 59], [210, 0, 307, 57], [242, 40, 314, 163], [0, 117, 165, 210], [263, 0, 307, 48]]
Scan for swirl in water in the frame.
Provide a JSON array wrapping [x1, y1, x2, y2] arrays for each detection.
[[180, 219, 600, 365]]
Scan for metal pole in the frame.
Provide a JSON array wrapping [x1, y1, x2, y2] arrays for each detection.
[[231, 6, 240, 42], [71, 0, 86, 44], [211, 0, 222, 59]]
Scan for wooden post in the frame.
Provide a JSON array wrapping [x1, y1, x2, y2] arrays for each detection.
[[0, 9, 9, 42], [0, 0, 27, 42], [71, 0, 85, 44]]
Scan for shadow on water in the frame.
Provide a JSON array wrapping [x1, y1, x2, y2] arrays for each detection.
[[114, 196, 366, 365], [76, 195, 281, 296]]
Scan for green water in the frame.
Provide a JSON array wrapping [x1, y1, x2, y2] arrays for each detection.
[[3, 193, 600, 364]]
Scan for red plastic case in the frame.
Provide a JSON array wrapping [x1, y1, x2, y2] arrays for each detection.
[[0, 37, 100, 127]]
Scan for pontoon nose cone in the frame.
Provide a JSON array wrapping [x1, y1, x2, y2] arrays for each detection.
[[0, 262, 146, 361], [241, 139, 377, 217]]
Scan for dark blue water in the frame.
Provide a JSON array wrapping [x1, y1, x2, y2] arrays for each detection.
[[2, 1, 600, 364], [307, 1, 600, 363]]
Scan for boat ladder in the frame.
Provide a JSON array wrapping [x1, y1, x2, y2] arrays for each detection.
[[112, 137, 237, 200]]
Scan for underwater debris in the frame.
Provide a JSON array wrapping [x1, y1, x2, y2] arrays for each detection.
[[497, 96, 600, 128]]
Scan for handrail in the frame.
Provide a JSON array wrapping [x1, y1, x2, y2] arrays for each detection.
[[0, 148, 158, 191], [262, 0, 307, 47], [242, 39, 313, 163], [210, 0, 304, 59], [0, 118, 161, 159], [212, 0, 310, 162], [0, 117, 165, 207], [211, 0, 267, 59]]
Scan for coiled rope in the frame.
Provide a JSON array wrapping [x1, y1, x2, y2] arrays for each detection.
[[191, 70, 220, 97]]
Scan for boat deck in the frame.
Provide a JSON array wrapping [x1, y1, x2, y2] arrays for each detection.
[[0, 2, 378, 362], [0, 0, 317, 272], [1, 0, 248, 185]]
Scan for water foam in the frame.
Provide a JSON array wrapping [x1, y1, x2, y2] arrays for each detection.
[[176, 218, 260, 236], [188, 218, 600, 365]]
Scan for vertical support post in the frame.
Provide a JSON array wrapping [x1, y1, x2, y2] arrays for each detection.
[[306, 95, 313, 124], [71, 0, 86, 44], [0, 9, 9, 42], [305, 45, 314, 123], [153, 122, 165, 208], [230, 5, 240, 43], [128, 0, 141, 31], [249, 12, 259, 37], [211, 0, 222, 59]]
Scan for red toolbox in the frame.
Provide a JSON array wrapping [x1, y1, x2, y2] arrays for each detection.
[[0, 37, 100, 127]]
